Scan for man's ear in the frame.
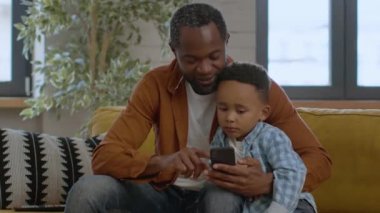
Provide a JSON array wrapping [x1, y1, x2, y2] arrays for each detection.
[[226, 32, 230, 44], [260, 104, 271, 121], [169, 42, 175, 53]]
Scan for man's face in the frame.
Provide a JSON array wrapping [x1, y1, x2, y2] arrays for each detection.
[[216, 80, 270, 141], [172, 22, 227, 95]]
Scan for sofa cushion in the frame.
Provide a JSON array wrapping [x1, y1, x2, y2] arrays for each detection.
[[0, 128, 103, 209], [298, 108, 380, 212], [90, 106, 125, 137], [90, 106, 155, 154]]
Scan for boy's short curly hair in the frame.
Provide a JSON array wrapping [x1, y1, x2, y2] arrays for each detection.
[[217, 63, 271, 103]]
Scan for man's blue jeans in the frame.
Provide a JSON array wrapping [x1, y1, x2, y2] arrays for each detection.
[[64, 175, 243, 213]]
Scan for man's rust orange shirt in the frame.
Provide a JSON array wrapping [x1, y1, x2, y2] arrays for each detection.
[[92, 60, 332, 192]]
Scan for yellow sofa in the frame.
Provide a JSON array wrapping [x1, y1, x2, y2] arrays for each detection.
[[2, 106, 379, 213], [90, 106, 380, 213]]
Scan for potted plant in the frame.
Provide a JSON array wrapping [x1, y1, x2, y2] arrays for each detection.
[[15, 0, 188, 133]]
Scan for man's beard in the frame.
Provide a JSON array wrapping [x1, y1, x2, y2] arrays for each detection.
[[186, 78, 217, 95]]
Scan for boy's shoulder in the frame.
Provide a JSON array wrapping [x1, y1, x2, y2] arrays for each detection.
[[254, 122, 292, 145], [261, 122, 288, 137]]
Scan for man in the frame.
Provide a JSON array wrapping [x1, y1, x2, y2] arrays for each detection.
[[65, 3, 331, 213]]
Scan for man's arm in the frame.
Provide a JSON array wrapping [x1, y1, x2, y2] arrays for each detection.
[[266, 80, 332, 191], [141, 148, 209, 178], [92, 71, 210, 181], [92, 74, 159, 179]]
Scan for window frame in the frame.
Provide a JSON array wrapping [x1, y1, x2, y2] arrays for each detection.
[[255, 0, 380, 100], [0, 1, 31, 97]]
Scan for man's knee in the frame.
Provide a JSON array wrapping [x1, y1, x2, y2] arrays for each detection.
[[68, 175, 123, 199], [65, 175, 126, 213], [198, 184, 243, 213]]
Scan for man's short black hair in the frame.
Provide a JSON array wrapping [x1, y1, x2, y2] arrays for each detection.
[[217, 63, 271, 103], [169, 3, 228, 47]]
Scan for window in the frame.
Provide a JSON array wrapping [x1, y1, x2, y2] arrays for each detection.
[[256, 0, 380, 99], [0, 1, 31, 97], [357, 1, 380, 87]]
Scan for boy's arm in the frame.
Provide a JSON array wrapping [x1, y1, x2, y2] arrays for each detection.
[[266, 79, 332, 192], [263, 129, 307, 212]]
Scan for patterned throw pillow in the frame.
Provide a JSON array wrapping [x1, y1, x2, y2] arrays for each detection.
[[0, 128, 103, 209]]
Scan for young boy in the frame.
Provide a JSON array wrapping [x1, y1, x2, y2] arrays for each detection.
[[210, 63, 316, 213]]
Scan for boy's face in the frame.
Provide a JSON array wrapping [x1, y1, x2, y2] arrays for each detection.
[[216, 80, 270, 141]]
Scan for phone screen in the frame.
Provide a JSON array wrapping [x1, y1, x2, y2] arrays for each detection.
[[210, 147, 235, 166]]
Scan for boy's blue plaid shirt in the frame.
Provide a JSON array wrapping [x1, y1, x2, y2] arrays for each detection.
[[210, 122, 316, 212]]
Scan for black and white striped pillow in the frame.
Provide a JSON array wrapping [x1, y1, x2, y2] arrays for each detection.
[[0, 128, 103, 209]]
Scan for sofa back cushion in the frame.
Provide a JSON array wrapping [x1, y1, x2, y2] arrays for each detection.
[[298, 108, 380, 212], [0, 128, 103, 209], [90, 106, 155, 154]]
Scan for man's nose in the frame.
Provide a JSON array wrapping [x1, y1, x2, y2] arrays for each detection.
[[196, 60, 213, 74]]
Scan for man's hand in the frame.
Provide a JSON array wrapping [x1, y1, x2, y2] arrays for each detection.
[[206, 157, 273, 197], [145, 147, 209, 178]]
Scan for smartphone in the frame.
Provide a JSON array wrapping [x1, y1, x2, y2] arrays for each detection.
[[210, 147, 236, 166]]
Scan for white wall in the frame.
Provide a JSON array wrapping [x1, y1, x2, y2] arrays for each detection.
[[197, 0, 256, 62], [0, 109, 41, 132], [130, 0, 256, 66], [0, 0, 256, 137], [0, 109, 88, 137]]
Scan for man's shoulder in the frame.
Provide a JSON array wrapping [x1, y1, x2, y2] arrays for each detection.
[[141, 60, 183, 94], [145, 60, 176, 79]]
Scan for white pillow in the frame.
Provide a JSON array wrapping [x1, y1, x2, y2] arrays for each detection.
[[0, 128, 103, 209]]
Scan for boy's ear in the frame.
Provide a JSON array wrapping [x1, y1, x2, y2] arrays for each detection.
[[260, 104, 271, 121]]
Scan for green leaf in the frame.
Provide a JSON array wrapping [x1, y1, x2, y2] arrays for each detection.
[[17, 0, 189, 134]]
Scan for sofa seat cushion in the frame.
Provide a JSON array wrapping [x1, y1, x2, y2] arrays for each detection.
[[298, 108, 380, 212], [0, 128, 102, 210]]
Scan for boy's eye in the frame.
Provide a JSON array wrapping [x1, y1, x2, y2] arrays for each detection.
[[217, 106, 228, 111], [237, 109, 246, 114]]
